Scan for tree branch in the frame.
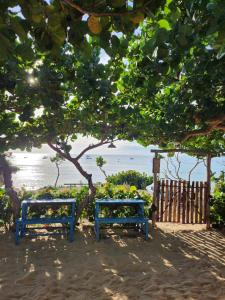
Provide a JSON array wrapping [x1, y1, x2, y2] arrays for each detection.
[[75, 139, 111, 160], [183, 114, 225, 141], [175, 153, 181, 179], [47, 141, 73, 162], [165, 157, 179, 180], [62, 0, 144, 17], [188, 159, 203, 182]]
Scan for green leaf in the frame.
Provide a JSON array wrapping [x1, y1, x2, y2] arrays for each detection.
[[158, 19, 171, 31], [157, 46, 169, 58], [111, 35, 120, 50], [216, 46, 225, 60], [112, 0, 126, 8], [16, 43, 34, 60], [10, 17, 27, 41]]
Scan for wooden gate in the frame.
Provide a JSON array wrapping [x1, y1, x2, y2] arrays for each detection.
[[156, 180, 209, 224]]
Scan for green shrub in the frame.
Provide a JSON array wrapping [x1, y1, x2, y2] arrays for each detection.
[[211, 172, 225, 225], [0, 184, 152, 228], [0, 189, 13, 230], [106, 170, 153, 189], [26, 186, 89, 219], [94, 183, 152, 219]]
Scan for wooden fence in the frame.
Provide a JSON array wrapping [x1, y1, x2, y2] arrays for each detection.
[[156, 180, 209, 224]]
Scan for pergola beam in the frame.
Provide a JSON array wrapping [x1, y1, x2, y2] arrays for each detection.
[[151, 149, 224, 157]]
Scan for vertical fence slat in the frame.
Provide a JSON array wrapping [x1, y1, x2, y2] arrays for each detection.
[[165, 180, 169, 222], [204, 182, 208, 223], [199, 181, 203, 223], [173, 181, 177, 222], [182, 181, 186, 224], [190, 181, 195, 223], [178, 181, 181, 223], [160, 180, 164, 222], [168, 180, 173, 222], [186, 182, 190, 223], [195, 182, 199, 223], [156, 180, 160, 221]]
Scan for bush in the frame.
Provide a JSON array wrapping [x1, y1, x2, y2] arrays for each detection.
[[211, 172, 225, 226], [0, 184, 152, 228], [0, 189, 13, 230], [106, 170, 153, 189], [93, 183, 152, 219], [27, 186, 89, 219]]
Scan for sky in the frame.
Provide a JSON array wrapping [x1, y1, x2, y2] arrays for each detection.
[[16, 137, 153, 156]]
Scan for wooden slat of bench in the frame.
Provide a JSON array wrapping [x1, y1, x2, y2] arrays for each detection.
[[22, 199, 76, 204], [96, 217, 148, 224], [19, 217, 72, 224], [96, 199, 145, 204], [28, 232, 67, 237]]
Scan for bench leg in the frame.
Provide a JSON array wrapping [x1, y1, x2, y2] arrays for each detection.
[[21, 223, 26, 238], [15, 219, 21, 245], [145, 221, 148, 240]]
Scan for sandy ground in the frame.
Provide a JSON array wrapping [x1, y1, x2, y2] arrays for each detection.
[[0, 223, 225, 300]]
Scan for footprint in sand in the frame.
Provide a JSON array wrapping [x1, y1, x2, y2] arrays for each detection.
[[81, 271, 95, 281], [15, 271, 37, 285]]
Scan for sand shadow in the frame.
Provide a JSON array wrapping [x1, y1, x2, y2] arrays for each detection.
[[0, 224, 225, 300]]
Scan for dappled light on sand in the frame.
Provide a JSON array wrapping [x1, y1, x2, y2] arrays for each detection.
[[0, 223, 225, 300]]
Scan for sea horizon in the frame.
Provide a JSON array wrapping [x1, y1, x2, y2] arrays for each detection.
[[8, 152, 225, 190]]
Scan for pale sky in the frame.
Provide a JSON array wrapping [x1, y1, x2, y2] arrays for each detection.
[[15, 137, 153, 156]]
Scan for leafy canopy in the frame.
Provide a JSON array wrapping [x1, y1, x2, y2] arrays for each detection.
[[120, 0, 225, 150], [0, 0, 164, 61], [1, 0, 225, 155]]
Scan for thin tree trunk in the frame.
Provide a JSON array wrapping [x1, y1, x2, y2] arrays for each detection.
[[54, 163, 60, 187], [0, 155, 20, 225], [71, 159, 96, 220], [100, 167, 107, 178], [47, 142, 98, 221]]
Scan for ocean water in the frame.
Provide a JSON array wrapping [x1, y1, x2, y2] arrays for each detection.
[[9, 153, 225, 190]]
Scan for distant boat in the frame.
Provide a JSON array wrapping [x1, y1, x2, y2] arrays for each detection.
[[130, 157, 134, 160], [24, 156, 27, 158], [42, 155, 48, 159], [86, 155, 92, 159]]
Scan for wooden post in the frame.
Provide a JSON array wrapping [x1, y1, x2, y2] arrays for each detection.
[[177, 180, 181, 223], [152, 152, 160, 227], [206, 154, 211, 229], [199, 181, 203, 223], [160, 180, 165, 222]]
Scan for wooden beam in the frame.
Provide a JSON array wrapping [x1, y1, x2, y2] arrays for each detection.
[[206, 154, 211, 229], [152, 152, 159, 228], [150, 149, 224, 157]]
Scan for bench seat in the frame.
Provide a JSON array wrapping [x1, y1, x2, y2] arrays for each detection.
[[17, 216, 72, 225], [97, 217, 148, 224]]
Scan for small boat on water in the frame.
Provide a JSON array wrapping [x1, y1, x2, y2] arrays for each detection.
[[42, 155, 48, 159], [130, 157, 134, 160], [86, 155, 92, 159]]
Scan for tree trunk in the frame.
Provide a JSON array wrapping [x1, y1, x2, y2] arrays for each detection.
[[47, 142, 104, 221], [54, 163, 60, 187], [71, 160, 96, 220], [100, 167, 107, 178], [0, 155, 20, 225]]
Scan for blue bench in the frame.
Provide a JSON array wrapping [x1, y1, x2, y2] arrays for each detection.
[[94, 199, 149, 241], [15, 199, 76, 245]]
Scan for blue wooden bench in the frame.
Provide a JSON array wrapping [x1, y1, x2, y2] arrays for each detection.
[[15, 198, 76, 245], [94, 199, 149, 241]]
